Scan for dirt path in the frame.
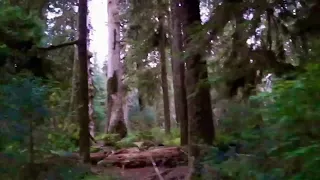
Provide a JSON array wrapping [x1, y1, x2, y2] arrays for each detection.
[[92, 165, 189, 180]]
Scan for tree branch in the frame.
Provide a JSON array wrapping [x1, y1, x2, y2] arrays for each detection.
[[38, 40, 78, 51]]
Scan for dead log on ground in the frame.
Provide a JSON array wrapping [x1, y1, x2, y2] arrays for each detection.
[[98, 147, 186, 168]]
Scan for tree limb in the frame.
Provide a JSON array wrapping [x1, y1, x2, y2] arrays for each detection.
[[38, 40, 78, 51]]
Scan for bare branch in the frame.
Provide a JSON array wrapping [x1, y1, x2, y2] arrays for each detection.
[[38, 40, 79, 51]]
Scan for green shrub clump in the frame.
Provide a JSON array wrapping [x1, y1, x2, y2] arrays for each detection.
[[205, 63, 320, 180]]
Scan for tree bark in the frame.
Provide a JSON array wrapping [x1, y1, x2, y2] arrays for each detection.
[[105, 0, 127, 138], [170, 0, 188, 145], [158, 1, 171, 134], [88, 57, 95, 137], [78, 0, 90, 163], [180, 0, 215, 178]]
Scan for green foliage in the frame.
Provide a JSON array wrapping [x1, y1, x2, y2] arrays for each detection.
[[92, 64, 107, 132], [0, 4, 48, 80], [206, 63, 320, 179], [0, 75, 49, 149], [130, 106, 156, 131], [115, 127, 181, 148], [150, 127, 180, 146], [83, 174, 120, 180], [0, 1, 104, 179], [0, 6, 44, 44], [115, 135, 138, 148], [96, 133, 121, 146], [254, 63, 320, 179], [0, 74, 54, 178], [46, 132, 78, 152]]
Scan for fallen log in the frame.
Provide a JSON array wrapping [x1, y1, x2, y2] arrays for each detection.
[[90, 151, 108, 164], [98, 147, 186, 168], [114, 147, 140, 154]]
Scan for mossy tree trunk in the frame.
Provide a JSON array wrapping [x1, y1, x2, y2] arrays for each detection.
[[78, 0, 90, 163], [180, 0, 215, 178], [158, 0, 171, 134]]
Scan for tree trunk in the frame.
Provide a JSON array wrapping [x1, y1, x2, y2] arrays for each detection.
[[70, 45, 80, 123], [170, 0, 188, 145], [181, 0, 215, 178], [87, 13, 96, 138], [105, 0, 127, 138], [136, 62, 145, 111], [88, 58, 95, 137], [158, 2, 171, 134], [78, 0, 90, 163], [132, 0, 145, 113]]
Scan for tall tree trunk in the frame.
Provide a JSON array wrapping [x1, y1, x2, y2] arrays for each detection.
[[158, 2, 171, 134], [181, 0, 215, 178], [132, 0, 145, 113], [78, 0, 90, 163], [69, 13, 79, 124], [88, 58, 95, 137], [70, 46, 95, 138], [87, 12, 96, 138], [105, 0, 127, 138], [70, 45, 79, 123], [136, 62, 145, 111], [170, 0, 188, 145]]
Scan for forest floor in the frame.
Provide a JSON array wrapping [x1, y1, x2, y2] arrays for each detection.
[[0, 146, 190, 180], [91, 165, 189, 180], [0, 141, 192, 179]]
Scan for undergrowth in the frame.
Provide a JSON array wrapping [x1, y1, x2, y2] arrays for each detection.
[[203, 63, 320, 180], [95, 127, 181, 149]]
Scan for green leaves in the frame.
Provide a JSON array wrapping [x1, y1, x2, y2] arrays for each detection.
[[251, 63, 320, 179]]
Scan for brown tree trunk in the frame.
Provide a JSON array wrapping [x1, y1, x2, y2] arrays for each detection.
[[105, 0, 127, 138], [181, 0, 215, 178], [170, 0, 188, 145], [78, 0, 90, 163], [158, 2, 171, 134]]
